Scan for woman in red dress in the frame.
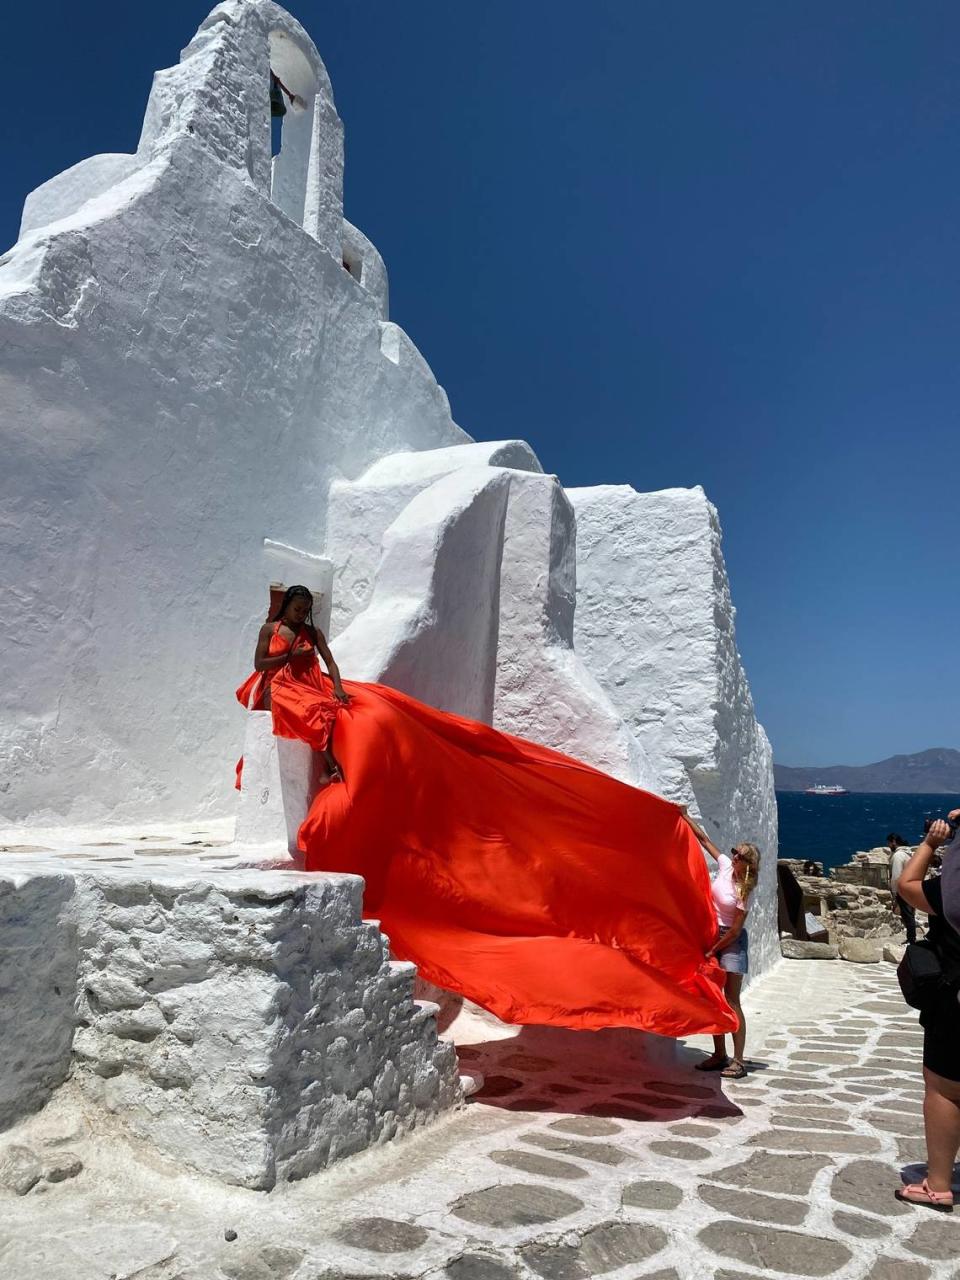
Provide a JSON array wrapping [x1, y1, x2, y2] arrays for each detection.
[[236, 585, 736, 1039], [237, 585, 349, 787]]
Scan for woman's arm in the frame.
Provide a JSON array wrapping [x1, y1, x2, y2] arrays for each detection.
[[898, 818, 954, 913], [315, 629, 349, 702], [273, 72, 296, 103], [707, 907, 747, 957], [683, 813, 723, 864], [253, 623, 292, 673]]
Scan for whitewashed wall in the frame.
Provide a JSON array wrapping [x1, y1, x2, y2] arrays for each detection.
[[0, 0, 778, 976], [0, 1, 465, 825], [570, 485, 779, 977]]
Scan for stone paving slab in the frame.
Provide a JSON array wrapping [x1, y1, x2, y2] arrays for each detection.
[[1, 954, 960, 1279]]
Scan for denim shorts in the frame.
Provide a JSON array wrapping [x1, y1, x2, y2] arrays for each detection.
[[717, 929, 749, 975]]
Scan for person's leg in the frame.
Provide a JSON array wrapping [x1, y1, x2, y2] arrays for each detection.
[[923, 1067, 960, 1195], [696, 971, 731, 1070], [897, 895, 917, 944], [322, 723, 343, 781], [726, 973, 746, 1066]]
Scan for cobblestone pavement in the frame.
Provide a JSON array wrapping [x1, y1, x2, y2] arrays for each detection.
[[3, 955, 959, 1280]]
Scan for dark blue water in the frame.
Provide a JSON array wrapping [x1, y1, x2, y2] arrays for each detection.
[[776, 792, 958, 870]]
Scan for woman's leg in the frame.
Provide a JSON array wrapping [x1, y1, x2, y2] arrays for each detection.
[[923, 1067, 960, 1195], [726, 973, 746, 1065], [320, 723, 342, 782], [696, 971, 731, 1069]]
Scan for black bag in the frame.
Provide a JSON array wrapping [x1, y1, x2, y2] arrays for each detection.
[[897, 939, 943, 1009]]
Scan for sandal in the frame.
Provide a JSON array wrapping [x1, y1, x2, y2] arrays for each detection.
[[695, 1054, 729, 1073], [895, 1181, 954, 1213], [720, 1060, 748, 1079]]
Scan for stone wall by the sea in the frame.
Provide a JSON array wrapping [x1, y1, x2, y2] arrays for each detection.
[[780, 846, 910, 957]]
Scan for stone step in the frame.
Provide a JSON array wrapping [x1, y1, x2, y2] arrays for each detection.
[[0, 862, 461, 1190]]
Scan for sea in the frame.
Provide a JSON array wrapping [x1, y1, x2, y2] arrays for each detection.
[[776, 791, 958, 872]]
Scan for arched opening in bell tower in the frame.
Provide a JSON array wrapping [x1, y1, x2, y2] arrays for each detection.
[[267, 29, 319, 224]]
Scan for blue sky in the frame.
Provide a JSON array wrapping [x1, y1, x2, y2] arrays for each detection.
[[2, 1, 958, 767]]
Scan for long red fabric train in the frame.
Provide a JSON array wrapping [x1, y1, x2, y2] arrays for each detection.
[[237, 631, 736, 1038]]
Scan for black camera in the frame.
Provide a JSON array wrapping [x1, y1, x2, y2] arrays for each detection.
[[947, 816, 960, 838]]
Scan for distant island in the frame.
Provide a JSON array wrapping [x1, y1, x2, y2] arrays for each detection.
[[774, 747, 960, 794]]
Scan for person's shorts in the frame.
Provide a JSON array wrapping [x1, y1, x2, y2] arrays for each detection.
[[921, 986, 960, 1082], [717, 929, 749, 975]]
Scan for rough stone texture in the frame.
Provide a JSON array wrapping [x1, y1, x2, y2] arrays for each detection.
[[0, 873, 78, 1128], [698, 1183, 807, 1226], [904, 1219, 960, 1261], [40, 1149, 83, 1184], [0, 862, 458, 1188], [221, 1243, 305, 1280], [648, 1139, 711, 1161], [832, 1210, 889, 1238], [713, 1151, 831, 1195], [487, 1150, 587, 1180], [0, 956, 953, 1280], [521, 1221, 667, 1279], [794, 864, 908, 944], [446, 1255, 520, 1280], [864, 1263, 931, 1280], [522, 1132, 627, 1166], [335, 1217, 429, 1253], [698, 1219, 852, 1276], [570, 485, 778, 976], [746, 1129, 879, 1155], [780, 939, 839, 960], [622, 1180, 683, 1210], [839, 937, 883, 963], [547, 1117, 621, 1138], [451, 1183, 584, 1229], [0, 1142, 42, 1195], [832, 1149, 930, 1232]]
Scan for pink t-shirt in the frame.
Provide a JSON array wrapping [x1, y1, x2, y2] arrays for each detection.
[[712, 853, 748, 927]]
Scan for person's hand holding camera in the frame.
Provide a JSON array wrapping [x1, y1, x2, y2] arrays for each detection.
[[927, 819, 953, 848]]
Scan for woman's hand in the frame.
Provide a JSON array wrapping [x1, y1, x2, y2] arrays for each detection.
[[334, 687, 350, 704], [927, 819, 951, 846]]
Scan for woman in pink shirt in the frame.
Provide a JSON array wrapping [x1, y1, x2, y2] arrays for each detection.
[[686, 816, 761, 1079]]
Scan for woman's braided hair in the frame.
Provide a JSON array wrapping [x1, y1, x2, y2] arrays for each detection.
[[733, 843, 761, 903], [272, 584, 315, 630]]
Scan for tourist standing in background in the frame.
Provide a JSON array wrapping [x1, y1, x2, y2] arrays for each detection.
[[888, 832, 918, 944], [893, 813, 960, 1212], [685, 817, 761, 1080]]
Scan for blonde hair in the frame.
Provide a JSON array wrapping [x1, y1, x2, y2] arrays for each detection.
[[733, 843, 761, 903]]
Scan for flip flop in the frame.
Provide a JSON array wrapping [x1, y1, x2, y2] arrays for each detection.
[[895, 1181, 954, 1213], [720, 1061, 748, 1079]]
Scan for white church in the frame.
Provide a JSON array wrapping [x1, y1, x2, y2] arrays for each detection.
[[0, 1, 776, 1190]]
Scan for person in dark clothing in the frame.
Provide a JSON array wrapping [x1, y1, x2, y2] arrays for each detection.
[[895, 814, 960, 1211], [270, 71, 296, 117], [888, 832, 918, 944]]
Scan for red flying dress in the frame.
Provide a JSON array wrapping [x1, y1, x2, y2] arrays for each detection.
[[236, 628, 735, 1038]]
